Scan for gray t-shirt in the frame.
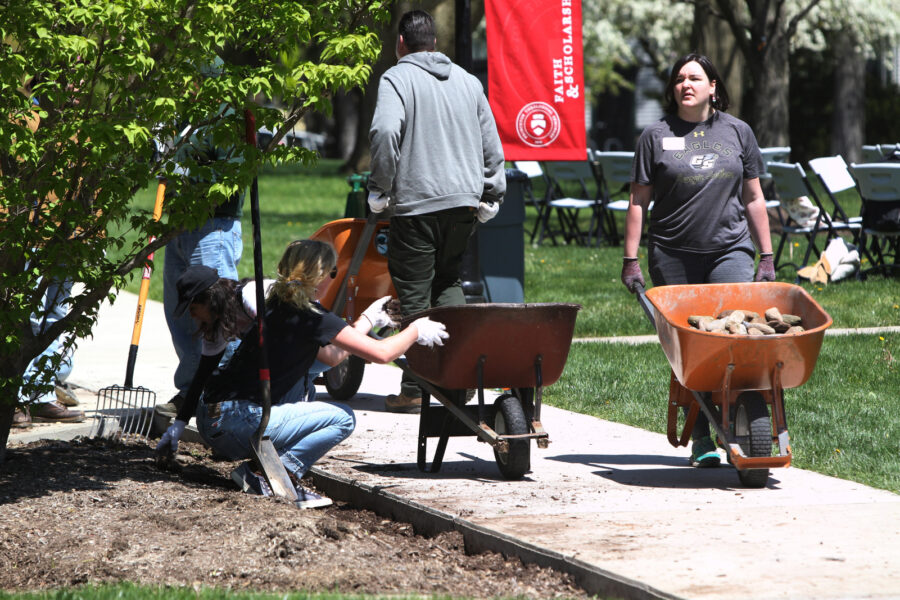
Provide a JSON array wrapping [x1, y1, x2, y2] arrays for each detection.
[[633, 111, 763, 253]]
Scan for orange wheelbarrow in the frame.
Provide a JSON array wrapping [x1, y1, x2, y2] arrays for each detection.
[[636, 282, 833, 487], [310, 216, 396, 400]]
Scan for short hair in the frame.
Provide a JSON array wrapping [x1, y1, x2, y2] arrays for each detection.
[[663, 52, 730, 114], [398, 10, 436, 52]]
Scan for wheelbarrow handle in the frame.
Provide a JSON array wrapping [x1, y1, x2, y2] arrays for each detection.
[[633, 282, 657, 329]]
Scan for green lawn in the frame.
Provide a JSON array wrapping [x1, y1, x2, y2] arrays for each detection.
[[113, 159, 899, 494]]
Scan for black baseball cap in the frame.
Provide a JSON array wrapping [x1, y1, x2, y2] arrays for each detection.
[[174, 265, 219, 317]]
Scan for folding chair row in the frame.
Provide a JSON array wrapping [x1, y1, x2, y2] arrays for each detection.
[[861, 144, 900, 163], [520, 151, 636, 247], [767, 158, 862, 272]]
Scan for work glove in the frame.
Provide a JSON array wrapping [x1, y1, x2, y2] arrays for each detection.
[[754, 253, 776, 282], [621, 257, 645, 293], [361, 295, 398, 330], [476, 201, 500, 224], [156, 419, 187, 457], [367, 191, 389, 214], [412, 317, 449, 348]]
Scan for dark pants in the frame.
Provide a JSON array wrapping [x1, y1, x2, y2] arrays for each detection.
[[648, 242, 755, 440], [388, 206, 477, 397]]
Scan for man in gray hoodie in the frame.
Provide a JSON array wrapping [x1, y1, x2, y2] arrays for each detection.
[[368, 9, 506, 413]]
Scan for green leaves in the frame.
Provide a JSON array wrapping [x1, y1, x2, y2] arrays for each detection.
[[0, 0, 388, 409]]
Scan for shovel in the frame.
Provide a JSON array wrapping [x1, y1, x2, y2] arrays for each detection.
[[244, 110, 299, 502], [93, 179, 166, 440]]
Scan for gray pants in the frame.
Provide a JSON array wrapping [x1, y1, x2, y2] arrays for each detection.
[[648, 243, 754, 287], [648, 243, 754, 440]]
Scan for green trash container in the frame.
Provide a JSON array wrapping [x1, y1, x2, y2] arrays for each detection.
[[344, 172, 370, 218], [477, 168, 527, 303]]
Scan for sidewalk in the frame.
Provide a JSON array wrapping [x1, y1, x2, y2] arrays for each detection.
[[10, 291, 900, 600]]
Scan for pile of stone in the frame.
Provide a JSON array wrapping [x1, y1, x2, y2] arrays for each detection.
[[687, 307, 805, 335]]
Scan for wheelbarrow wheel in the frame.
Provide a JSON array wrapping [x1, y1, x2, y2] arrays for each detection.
[[325, 355, 365, 401], [493, 394, 531, 480], [733, 391, 771, 488]]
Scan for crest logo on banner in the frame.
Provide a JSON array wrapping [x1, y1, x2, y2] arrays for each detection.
[[516, 102, 561, 148], [486, 0, 585, 160]]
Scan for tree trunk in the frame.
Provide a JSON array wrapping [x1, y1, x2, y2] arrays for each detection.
[[830, 32, 865, 163], [0, 404, 13, 465], [745, 34, 791, 147]]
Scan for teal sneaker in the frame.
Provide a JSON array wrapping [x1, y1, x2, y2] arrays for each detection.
[[690, 436, 721, 468]]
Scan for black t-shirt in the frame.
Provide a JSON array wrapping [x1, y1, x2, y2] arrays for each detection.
[[633, 111, 763, 253], [202, 299, 347, 404]]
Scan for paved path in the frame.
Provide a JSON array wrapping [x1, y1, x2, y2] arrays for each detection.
[[9, 291, 900, 600]]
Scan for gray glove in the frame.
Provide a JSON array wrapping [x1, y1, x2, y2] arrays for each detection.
[[621, 257, 645, 293], [361, 295, 398, 330], [367, 191, 389, 214], [412, 317, 449, 348], [156, 419, 186, 457], [755, 253, 776, 282], [477, 201, 500, 223]]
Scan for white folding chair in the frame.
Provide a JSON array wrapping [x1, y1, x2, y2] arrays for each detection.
[[759, 146, 791, 210], [768, 162, 848, 272], [513, 161, 553, 244], [861, 145, 885, 163], [591, 150, 636, 245], [540, 154, 604, 246], [807, 155, 864, 248], [849, 162, 900, 277]]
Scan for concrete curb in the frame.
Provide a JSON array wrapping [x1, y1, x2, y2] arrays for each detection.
[[310, 467, 681, 600]]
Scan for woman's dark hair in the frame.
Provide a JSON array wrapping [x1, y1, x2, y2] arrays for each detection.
[[663, 52, 730, 115], [398, 10, 436, 52], [192, 278, 244, 343]]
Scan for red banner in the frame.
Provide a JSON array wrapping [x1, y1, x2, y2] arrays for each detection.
[[486, 0, 586, 161]]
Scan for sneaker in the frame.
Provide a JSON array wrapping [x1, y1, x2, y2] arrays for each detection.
[[31, 401, 85, 423], [55, 383, 80, 407], [385, 392, 422, 414], [154, 394, 184, 419], [294, 485, 333, 509], [12, 408, 32, 429], [230, 462, 273, 497], [690, 435, 721, 468]]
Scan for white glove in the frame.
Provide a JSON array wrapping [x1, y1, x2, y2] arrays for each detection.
[[412, 317, 448, 348], [156, 419, 187, 456], [361, 295, 398, 330], [368, 191, 389, 214], [477, 201, 500, 223]]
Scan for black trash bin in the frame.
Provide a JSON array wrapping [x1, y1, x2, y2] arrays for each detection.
[[344, 172, 369, 218], [477, 168, 527, 303]]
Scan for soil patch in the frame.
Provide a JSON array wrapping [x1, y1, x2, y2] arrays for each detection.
[[0, 438, 591, 598]]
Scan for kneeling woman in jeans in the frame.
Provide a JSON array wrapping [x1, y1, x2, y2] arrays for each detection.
[[156, 239, 448, 508]]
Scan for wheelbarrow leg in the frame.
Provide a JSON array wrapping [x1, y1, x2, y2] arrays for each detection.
[[416, 391, 452, 473]]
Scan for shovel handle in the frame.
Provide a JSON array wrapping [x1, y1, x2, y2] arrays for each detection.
[[244, 109, 272, 442], [124, 178, 166, 388]]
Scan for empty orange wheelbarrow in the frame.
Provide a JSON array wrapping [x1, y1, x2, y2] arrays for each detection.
[[310, 216, 396, 400], [636, 281, 832, 487]]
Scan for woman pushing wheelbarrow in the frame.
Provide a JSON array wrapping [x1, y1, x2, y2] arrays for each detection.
[[621, 52, 776, 469], [615, 52, 832, 489]]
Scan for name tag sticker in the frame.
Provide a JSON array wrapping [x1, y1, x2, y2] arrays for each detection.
[[662, 137, 685, 151]]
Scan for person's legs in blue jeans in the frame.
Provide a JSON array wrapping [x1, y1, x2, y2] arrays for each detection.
[[163, 217, 243, 397], [20, 275, 83, 422], [197, 398, 355, 481]]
